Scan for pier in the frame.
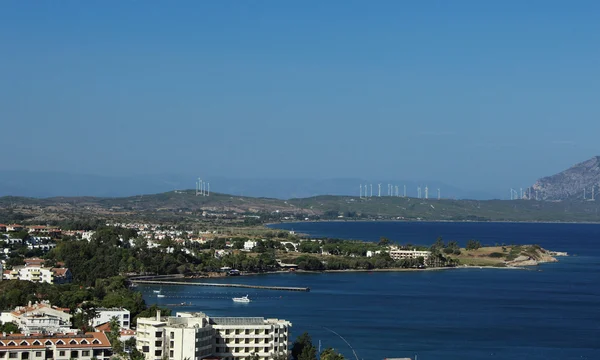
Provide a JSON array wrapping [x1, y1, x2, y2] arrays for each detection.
[[131, 280, 310, 292]]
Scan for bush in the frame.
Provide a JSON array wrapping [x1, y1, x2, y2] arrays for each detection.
[[489, 252, 504, 258]]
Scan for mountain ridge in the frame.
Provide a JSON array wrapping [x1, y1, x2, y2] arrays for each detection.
[[532, 156, 600, 201]]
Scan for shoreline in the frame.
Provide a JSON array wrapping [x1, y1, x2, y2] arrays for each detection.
[[182, 264, 530, 281], [265, 219, 600, 227]]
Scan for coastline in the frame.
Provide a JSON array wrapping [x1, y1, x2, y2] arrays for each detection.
[[265, 219, 600, 227], [182, 265, 529, 281]]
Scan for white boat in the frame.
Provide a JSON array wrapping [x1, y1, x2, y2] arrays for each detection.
[[232, 295, 251, 303], [153, 289, 161, 294], [157, 294, 166, 298]]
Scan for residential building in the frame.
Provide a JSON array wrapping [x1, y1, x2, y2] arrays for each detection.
[[0, 332, 112, 360], [0, 301, 72, 333], [92, 308, 131, 329], [3, 259, 72, 284], [243, 241, 257, 251], [136, 311, 291, 360], [388, 248, 431, 261], [0, 224, 6, 232], [366, 250, 382, 258], [6, 224, 24, 232]]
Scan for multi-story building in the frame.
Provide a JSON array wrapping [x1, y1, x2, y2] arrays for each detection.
[[136, 311, 291, 360], [388, 248, 431, 262], [0, 301, 72, 333], [92, 308, 131, 329], [0, 332, 112, 360], [2, 258, 72, 284]]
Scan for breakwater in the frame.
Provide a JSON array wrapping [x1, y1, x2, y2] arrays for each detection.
[[131, 280, 310, 292]]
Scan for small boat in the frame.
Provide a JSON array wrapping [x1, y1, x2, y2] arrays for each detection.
[[157, 294, 166, 298], [232, 295, 251, 303], [153, 289, 161, 293]]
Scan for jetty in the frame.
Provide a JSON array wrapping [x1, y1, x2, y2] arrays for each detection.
[[131, 280, 310, 292]]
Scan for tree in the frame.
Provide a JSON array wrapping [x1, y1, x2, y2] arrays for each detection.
[[466, 239, 482, 250], [291, 332, 313, 360], [320, 348, 345, 360], [378, 237, 390, 246], [107, 316, 123, 354], [0, 321, 19, 334], [299, 345, 317, 360]]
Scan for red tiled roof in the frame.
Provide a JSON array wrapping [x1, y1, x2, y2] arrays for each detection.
[[0, 332, 111, 350], [52, 268, 70, 276]]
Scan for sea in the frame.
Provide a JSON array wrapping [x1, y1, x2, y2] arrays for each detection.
[[139, 222, 600, 360]]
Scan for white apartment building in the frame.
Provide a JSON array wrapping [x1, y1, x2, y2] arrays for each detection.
[[0, 332, 112, 360], [91, 308, 131, 329], [388, 248, 431, 261], [0, 301, 72, 334], [136, 311, 291, 360]]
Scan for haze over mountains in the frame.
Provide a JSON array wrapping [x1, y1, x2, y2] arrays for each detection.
[[2, 156, 599, 201], [0, 171, 496, 200]]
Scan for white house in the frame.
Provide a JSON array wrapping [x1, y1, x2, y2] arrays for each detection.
[[244, 241, 257, 251], [92, 308, 131, 329], [366, 250, 382, 258]]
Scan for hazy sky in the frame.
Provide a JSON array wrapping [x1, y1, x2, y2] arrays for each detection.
[[2, 1, 599, 193]]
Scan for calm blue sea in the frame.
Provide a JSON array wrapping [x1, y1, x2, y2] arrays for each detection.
[[140, 222, 600, 360]]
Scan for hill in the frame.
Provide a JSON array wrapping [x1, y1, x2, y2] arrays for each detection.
[[532, 156, 600, 201], [2, 190, 600, 224]]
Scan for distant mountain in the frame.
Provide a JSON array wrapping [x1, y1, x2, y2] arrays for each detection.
[[532, 156, 600, 201], [0, 171, 496, 200]]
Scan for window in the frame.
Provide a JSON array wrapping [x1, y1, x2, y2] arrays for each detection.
[[70, 350, 78, 358], [19, 341, 28, 346], [32, 341, 41, 346], [216, 348, 221, 353], [58, 351, 65, 357], [82, 351, 89, 357], [142, 346, 149, 353], [170, 350, 174, 357], [80, 340, 89, 345], [55, 340, 64, 346], [35, 352, 42, 357], [9, 353, 17, 359], [155, 341, 162, 347], [92, 339, 101, 345], [155, 332, 162, 338], [170, 332, 174, 338], [69, 340, 78, 345], [154, 350, 161, 356], [124, 314, 129, 319], [123, 321, 129, 326], [170, 341, 174, 348], [21, 353, 29, 359], [44, 341, 52, 346]]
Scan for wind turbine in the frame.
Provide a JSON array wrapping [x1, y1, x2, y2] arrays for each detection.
[[378, 184, 381, 197]]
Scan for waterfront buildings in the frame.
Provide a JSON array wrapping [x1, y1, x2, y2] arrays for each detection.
[[388, 248, 431, 262], [136, 311, 291, 360], [0, 332, 112, 360]]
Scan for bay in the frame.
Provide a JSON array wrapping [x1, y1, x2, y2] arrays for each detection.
[[140, 222, 600, 360]]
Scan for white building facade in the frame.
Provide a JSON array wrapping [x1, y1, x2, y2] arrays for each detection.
[[92, 308, 131, 329], [0, 301, 72, 333], [388, 248, 431, 261], [136, 311, 291, 360]]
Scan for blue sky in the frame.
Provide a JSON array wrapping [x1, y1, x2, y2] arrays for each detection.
[[1, 1, 599, 194]]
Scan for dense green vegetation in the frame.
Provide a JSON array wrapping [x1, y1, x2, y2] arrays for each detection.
[[292, 332, 345, 360]]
